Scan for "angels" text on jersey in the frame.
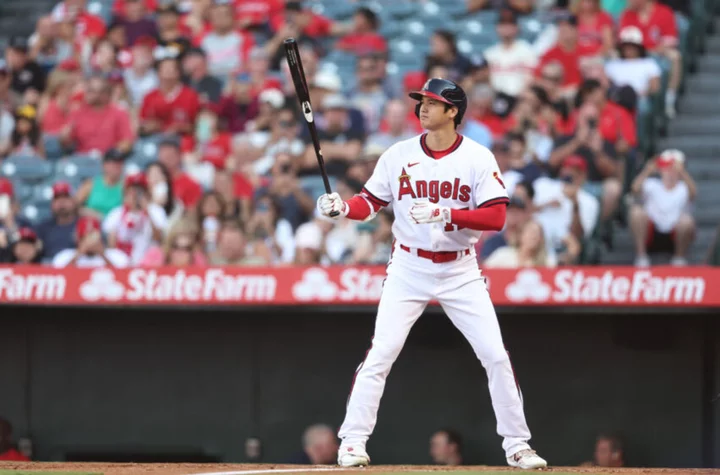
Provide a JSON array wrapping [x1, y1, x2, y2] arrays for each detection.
[[398, 168, 471, 203]]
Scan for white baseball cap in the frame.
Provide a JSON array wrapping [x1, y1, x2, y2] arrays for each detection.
[[259, 88, 285, 109], [313, 71, 342, 92], [294, 222, 323, 250]]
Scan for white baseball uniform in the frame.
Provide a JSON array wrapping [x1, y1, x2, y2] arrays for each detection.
[[337, 133, 534, 458]]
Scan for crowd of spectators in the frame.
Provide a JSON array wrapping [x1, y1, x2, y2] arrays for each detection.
[[0, 0, 702, 268]]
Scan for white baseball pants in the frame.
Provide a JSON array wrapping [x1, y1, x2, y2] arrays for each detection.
[[338, 246, 533, 458]]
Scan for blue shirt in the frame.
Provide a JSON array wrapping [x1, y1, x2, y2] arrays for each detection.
[[461, 119, 492, 149], [35, 217, 77, 259]]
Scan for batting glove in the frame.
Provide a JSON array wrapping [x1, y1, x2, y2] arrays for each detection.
[[317, 192, 348, 218], [409, 200, 451, 224]]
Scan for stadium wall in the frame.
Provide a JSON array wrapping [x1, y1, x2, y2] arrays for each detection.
[[0, 306, 716, 467]]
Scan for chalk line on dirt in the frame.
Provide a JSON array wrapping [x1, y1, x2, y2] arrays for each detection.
[[189, 467, 353, 475]]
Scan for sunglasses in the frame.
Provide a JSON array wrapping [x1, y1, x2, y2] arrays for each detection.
[[172, 243, 193, 252], [542, 75, 562, 83], [278, 120, 295, 128]]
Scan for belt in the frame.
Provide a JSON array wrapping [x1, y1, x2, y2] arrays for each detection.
[[399, 244, 470, 263]]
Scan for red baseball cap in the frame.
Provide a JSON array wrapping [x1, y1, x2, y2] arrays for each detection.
[[17, 227, 38, 243], [76, 216, 101, 239], [52, 181, 72, 198], [58, 58, 81, 72], [656, 149, 685, 168], [134, 35, 157, 49], [562, 155, 588, 172], [0, 178, 14, 197], [403, 71, 427, 92], [124, 173, 148, 189]]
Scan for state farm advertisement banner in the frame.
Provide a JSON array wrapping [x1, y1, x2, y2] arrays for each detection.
[[0, 265, 715, 307]]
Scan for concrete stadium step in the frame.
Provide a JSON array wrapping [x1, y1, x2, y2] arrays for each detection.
[[668, 116, 720, 135], [603, 227, 716, 265], [686, 161, 720, 179], [698, 55, 720, 73], [684, 72, 720, 93], [657, 136, 720, 157], [681, 95, 720, 114], [707, 36, 720, 54]]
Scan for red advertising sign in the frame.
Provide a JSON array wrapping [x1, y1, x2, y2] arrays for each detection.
[[0, 265, 714, 307]]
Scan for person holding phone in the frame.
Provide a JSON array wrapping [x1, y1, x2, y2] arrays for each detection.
[[52, 216, 129, 268], [102, 173, 168, 265]]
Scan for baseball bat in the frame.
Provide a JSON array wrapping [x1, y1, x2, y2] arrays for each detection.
[[283, 38, 339, 217]]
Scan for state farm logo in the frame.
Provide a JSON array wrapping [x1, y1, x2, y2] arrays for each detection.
[[293, 268, 338, 301], [0, 268, 66, 301], [78, 268, 277, 303], [80, 269, 125, 301], [504, 269, 705, 304], [505, 269, 551, 302], [292, 267, 385, 302]]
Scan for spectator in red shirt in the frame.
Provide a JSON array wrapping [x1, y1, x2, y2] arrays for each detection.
[[234, 0, 284, 30], [537, 13, 583, 93], [336, 7, 387, 56], [51, 0, 106, 46], [0, 418, 29, 462], [61, 74, 134, 155], [620, 0, 680, 117], [215, 73, 259, 134], [114, 0, 158, 47], [574, 0, 615, 58], [140, 56, 201, 136], [157, 135, 203, 208]]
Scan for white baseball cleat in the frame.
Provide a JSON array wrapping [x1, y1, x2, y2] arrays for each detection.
[[507, 449, 548, 469], [337, 446, 370, 467]]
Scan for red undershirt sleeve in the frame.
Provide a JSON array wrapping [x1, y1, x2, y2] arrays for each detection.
[[345, 194, 383, 220], [450, 203, 507, 231]]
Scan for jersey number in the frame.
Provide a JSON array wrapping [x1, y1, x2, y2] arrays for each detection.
[[443, 207, 469, 232]]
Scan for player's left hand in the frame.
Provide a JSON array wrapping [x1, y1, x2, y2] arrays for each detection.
[[409, 201, 451, 224]]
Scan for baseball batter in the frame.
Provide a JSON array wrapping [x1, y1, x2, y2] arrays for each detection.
[[317, 78, 547, 470]]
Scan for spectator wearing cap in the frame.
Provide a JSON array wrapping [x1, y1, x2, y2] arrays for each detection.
[[76, 148, 126, 218], [6, 36, 47, 104], [550, 80, 629, 223], [368, 100, 417, 150], [300, 94, 363, 178], [620, 0, 681, 118], [114, 0, 158, 47], [480, 194, 531, 263], [574, 0, 615, 57], [50, 0, 107, 44], [124, 36, 159, 107], [533, 156, 599, 259], [200, 1, 256, 81], [182, 47, 223, 104], [234, 0, 284, 30], [247, 87, 285, 132], [155, 3, 192, 59], [629, 149, 696, 267], [60, 75, 134, 155], [0, 178, 33, 244], [425, 30, 473, 83], [536, 13, 583, 93], [157, 136, 204, 208], [52, 215, 129, 268], [336, 7, 387, 56], [215, 73, 260, 134], [484, 9, 538, 99], [35, 182, 78, 260], [28, 16, 74, 70], [140, 56, 201, 136], [348, 55, 392, 134], [104, 172, 168, 264], [605, 27, 661, 100], [4, 105, 43, 158], [0, 227, 43, 264]]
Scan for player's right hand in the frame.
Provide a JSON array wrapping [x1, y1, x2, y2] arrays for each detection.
[[317, 192, 347, 218]]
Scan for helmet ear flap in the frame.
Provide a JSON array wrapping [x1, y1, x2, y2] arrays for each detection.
[[415, 103, 421, 119]]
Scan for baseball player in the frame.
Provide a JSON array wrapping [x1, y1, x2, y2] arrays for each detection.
[[317, 78, 547, 470]]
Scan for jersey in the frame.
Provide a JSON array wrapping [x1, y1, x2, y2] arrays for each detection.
[[362, 134, 509, 252]]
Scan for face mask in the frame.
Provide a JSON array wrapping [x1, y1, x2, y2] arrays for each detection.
[[195, 115, 214, 143], [203, 216, 220, 253], [152, 182, 168, 204], [0, 195, 10, 219]]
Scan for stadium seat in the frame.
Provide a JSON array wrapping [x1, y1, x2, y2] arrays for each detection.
[[1, 156, 54, 183], [384, 2, 416, 21], [55, 156, 103, 184], [21, 203, 52, 225], [43, 134, 65, 161], [133, 136, 162, 164], [13, 181, 34, 203], [300, 175, 337, 201]]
